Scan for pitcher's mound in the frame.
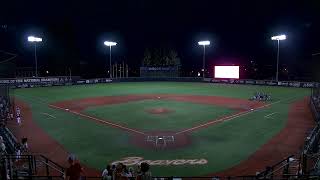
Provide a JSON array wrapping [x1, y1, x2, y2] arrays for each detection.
[[146, 108, 174, 115]]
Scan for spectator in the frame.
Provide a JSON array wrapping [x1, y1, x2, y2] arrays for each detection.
[[102, 165, 112, 180], [15, 143, 21, 162], [134, 164, 141, 176], [17, 115, 21, 126], [108, 165, 113, 176], [127, 167, 134, 180], [65, 154, 83, 180], [9, 112, 14, 121], [16, 107, 20, 117], [123, 165, 133, 178], [136, 163, 151, 180], [111, 164, 116, 172], [0, 136, 6, 155], [21, 138, 28, 152], [113, 163, 128, 180]]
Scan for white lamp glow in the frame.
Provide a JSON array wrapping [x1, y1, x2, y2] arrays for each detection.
[[271, 35, 286, 41], [104, 41, 117, 46], [27, 35, 42, 77], [28, 36, 42, 42], [104, 41, 117, 78], [271, 34, 286, 82], [198, 41, 210, 46]]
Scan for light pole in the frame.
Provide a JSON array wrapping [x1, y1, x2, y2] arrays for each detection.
[[104, 41, 117, 78], [271, 34, 286, 82], [198, 40, 210, 79], [28, 36, 42, 77]]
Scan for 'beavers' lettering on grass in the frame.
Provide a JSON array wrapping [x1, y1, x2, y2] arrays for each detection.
[[112, 157, 208, 166]]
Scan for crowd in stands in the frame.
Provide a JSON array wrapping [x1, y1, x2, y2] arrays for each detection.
[[65, 154, 152, 180], [312, 96, 320, 112], [0, 96, 11, 127], [0, 96, 11, 155], [101, 161, 151, 180], [0, 95, 31, 179]]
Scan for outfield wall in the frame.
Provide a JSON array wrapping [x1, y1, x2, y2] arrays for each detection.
[[0, 76, 318, 89]]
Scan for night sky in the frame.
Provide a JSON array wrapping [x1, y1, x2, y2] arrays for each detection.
[[1, 0, 319, 79]]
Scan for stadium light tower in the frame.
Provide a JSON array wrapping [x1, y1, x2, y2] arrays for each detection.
[[198, 40, 210, 79], [104, 41, 117, 78], [271, 34, 286, 82], [28, 36, 42, 77]]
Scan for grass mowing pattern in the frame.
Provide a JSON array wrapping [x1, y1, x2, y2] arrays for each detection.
[[13, 83, 310, 176]]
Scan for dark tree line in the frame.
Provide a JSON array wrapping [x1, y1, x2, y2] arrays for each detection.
[[142, 48, 181, 67]]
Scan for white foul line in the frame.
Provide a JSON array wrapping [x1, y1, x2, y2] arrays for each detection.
[[175, 100, 282, 135], [41, 112, 56, 119], [264, 112, 278, 119], [48, 104, 146, 135]]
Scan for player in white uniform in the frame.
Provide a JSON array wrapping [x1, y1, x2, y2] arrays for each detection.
[[16, 147, 21, 161], [16, 107, 21, 117], [17, 115, 21, 125]]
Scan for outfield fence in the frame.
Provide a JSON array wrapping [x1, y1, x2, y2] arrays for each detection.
[[0, 76, 318, 89]]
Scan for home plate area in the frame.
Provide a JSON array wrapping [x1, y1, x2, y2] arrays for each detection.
[[131, 131, 191, 150], [147, 135, 175, 149]]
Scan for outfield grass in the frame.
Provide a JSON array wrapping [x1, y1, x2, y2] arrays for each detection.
[[13, 82, 310, 176], [85, 99, 235, 131]]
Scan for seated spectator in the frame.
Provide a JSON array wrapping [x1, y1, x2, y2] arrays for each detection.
[[136, 163, 151, 180], [65, 154, 84, 180]]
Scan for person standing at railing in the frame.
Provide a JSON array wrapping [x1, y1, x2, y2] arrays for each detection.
[[112, 163, 128, 180], [21, 138, 28, 153], [135, 163, 151, 180], [15, 143, 21, 162], [102, 165, 112, 180], [65, 154, 84, 180]]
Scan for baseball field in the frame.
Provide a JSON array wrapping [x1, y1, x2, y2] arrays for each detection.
[[9, 82, 315, 176]]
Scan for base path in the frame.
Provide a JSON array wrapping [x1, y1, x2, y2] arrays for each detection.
[[50, 94, 265, 150], [212, 97, 315, 176], [51, 94, 265, 135]]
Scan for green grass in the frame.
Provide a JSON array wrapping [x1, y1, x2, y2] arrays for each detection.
[[13, 82, 310, 103], [85, 99, 235, 131], [12, 82, 311, 176]]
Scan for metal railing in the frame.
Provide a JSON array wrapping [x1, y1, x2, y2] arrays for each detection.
[[1, 154, 65, 179], [255, 155, 298, 179]]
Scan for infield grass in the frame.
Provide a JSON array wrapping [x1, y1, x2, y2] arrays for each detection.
[[84, 99, 235, 131]]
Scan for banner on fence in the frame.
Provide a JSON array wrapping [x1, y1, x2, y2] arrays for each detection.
[[210, 79, 318, 88]]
